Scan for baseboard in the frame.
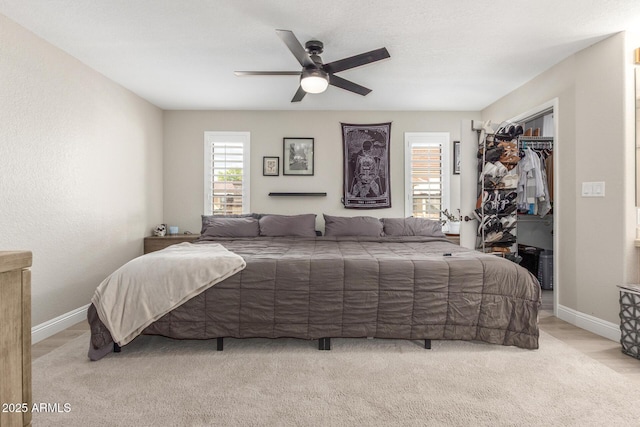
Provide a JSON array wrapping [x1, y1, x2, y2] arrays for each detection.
[[30, 303, 621, 345], [556, 304, 620, 342], [31, 304, 89, 344]]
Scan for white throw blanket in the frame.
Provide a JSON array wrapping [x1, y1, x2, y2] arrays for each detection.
[[91, 242, 246, 346]]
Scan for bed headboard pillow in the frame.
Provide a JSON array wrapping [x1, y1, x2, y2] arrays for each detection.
[[323, 214, 384, 237], [259, 214, 317, 237], [201, 217, 260, 238], [201, 213, 262, 234], [382, 217, 445, 237]]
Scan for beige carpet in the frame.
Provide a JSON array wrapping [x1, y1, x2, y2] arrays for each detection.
[[32, 331, 640, 426]]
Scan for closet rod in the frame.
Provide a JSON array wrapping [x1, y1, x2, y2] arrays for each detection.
[[520, 141, 553, 148], [518, 136, 553, 149], [518, 136, 553, 142]]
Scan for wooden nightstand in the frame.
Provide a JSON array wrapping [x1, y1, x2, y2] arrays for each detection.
[[144, 234, 201, 254], [445, 234, 460, 245], [0, 251, 32, 427]]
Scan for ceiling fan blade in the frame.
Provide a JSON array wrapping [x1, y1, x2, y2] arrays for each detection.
[[329, 75, 372, 96], [234, 71, 301, 76], [276, 29, 315, 68], [291, 85, 307, 102], [324, 47, 390, 74]]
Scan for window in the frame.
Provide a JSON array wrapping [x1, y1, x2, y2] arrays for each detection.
[[204, 132, 250, 215], [404, 132, 450, 219]]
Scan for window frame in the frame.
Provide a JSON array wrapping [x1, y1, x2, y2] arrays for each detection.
[[404, 132, 451, 219], [203, 131, 251, 215]]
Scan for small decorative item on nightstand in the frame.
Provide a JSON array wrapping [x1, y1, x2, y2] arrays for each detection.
[[152, 224, 166, 236]]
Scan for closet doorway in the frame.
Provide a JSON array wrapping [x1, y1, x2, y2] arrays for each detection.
[[506, 99, 559, 315]]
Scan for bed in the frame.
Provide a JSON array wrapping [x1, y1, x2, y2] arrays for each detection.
[[87, 214, 541, 360]]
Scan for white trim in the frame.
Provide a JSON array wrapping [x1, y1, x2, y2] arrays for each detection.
[[506, 103, 555, 125], [404, 132, 451, 217], [507, 98, 560, 316], [31, 304, 90, 344], [203, 131, 251, 215], [29, 303, 621, 346], [556, 304, 620, 342]]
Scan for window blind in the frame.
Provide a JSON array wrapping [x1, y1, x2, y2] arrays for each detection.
[[410, 145, 443, 220], [208, 141, 245, 215]]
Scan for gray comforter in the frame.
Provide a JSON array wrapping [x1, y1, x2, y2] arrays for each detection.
[[88, 236, 540, 359]]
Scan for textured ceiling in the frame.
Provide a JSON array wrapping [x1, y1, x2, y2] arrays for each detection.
[[2, 0, 640, 111]]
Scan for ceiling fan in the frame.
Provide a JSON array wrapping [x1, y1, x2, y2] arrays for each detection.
[[234, 29, 390, 102]]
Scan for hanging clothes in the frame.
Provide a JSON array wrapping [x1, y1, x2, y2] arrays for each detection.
[[516, 148, 551, 217], [538, 152, 552, 217], [544, 152, 554, 202]]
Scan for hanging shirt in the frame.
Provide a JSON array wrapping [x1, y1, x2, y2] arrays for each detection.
[[516, 148, 551, 217], [545, 152, 554, 202]]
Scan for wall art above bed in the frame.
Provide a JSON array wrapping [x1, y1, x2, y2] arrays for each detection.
[[341, 122, 391, 209], [283, 137, 314, 176], [263, 156, 279, 176]]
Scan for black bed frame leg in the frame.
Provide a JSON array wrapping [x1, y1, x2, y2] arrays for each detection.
[[113, 342, 121, 353], [318, 337, 331, 350], [424, 339, 431, 350], [217, 337, 224, 351]]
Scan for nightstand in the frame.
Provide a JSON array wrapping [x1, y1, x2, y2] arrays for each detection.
[[144, 234, 201, 254], [445, 234, 460, 245], [0, 251, 32, 427]]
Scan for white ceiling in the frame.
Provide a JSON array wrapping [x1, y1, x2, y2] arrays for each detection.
[[2, 0, 640, 111]]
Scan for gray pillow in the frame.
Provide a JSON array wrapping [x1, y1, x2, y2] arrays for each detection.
[[201, 217, 260, 238], [382, 217, 445, 237], [201, 213, 261, 234], [259, 214, 317, 237], [323, 214, 383, 237]]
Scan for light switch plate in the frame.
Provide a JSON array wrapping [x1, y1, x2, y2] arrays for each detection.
[[582, 181, 605, 197], [592, 182, 605, 197]]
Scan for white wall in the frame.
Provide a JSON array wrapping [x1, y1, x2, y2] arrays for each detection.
[[482, 31, 640, 325], [163, 110, 479, 233], [0, 14, 164, 325]]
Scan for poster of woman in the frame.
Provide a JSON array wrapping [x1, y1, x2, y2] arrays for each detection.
[[341, 122, 391, 209]]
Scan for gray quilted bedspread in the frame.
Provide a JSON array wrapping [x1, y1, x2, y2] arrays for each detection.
[[88, 236, 540, 357]]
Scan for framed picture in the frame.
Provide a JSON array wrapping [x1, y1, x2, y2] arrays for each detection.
[[283, 138, 314, 176], [263, 156, 279, 176], [453, 140, 461, 175]]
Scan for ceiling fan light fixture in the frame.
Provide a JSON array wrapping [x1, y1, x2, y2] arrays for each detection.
[[300, 68, 329, 94]]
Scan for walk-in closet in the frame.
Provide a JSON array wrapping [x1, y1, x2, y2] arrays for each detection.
[[475, 108, 555, 291]]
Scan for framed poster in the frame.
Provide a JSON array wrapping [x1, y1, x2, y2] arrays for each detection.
[[283, 138, 314, 176], [453, 140, 461, 174], [341, 122, 391, 209], [263, 156, 279, 176]]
